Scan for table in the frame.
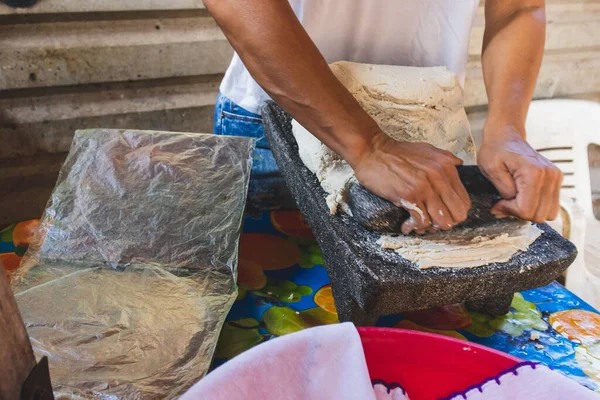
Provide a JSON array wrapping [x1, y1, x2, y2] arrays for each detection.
[[219, 211, 600, 393], [2, 214, 600, 393]]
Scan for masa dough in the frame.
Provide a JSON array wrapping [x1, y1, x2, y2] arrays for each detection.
[[292, 61, 476, 214], [378, 220, 543, 269], [292, 61, 542, 269]]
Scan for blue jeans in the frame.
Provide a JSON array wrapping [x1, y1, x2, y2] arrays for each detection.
[[213, 92, 296, 211]]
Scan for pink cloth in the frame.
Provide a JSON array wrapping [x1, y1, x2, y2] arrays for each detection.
[[181, 323, 376, 400], [446, 362, 598, 400], [182, 323, 597, 400]]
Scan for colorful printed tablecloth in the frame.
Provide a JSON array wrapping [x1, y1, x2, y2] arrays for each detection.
[[219, 211, 600, 394], [2, 214, 600, 394]]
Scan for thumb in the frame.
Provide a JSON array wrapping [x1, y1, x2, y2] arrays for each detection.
[[401, 217, 417, 235], [485, 166, 517, 200], [491, 199, 518, 219]]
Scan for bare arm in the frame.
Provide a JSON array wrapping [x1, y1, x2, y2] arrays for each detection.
[[478, 0, 563, 222], [205, 0, 471, 233], [205, 0, 377, 165]]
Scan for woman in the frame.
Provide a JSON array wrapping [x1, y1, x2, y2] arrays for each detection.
[[207, 0, 562, 232]]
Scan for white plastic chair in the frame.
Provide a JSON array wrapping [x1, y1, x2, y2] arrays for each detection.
[[525, 99, 600, 309]]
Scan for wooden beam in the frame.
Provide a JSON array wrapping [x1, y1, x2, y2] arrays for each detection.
[[0, 16, 231, 90], [465, 47, 600, 107], [0, 269, 36, 400], [0, 0, 205, 15], [0, 75, 221, 157]]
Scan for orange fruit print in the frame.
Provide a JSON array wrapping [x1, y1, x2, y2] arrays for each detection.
[[12, 219, 40, 247], [238, 233, 301, 271], [237, 259, 267, 290], [403, 304, 472, 330], [270, 211, 315, 239], [314, 284, 337, 314], [549, 309, 600, 345]]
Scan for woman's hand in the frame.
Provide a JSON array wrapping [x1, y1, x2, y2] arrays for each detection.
[[478, 124, 563, 223], [352, 132, 471, 234]]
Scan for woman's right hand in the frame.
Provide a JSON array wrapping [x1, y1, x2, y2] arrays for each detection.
[[352, 132, 472, 234]]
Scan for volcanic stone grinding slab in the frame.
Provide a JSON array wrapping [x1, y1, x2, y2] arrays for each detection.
[[261, 102, 577, 325]]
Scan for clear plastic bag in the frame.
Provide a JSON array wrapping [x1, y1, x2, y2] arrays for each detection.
[[12, 129, 255, 399]]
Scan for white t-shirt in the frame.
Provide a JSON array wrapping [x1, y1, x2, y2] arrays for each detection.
[[220, 0, 479, 114]]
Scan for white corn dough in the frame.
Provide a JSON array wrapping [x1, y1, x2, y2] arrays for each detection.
[[292, 61, 476, 215], [378, 221, 543, 269], [292, 61, 542, 269]]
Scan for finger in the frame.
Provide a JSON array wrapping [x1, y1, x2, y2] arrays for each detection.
[[548, 168, 563, 220], [493, 167, 545, 221], [401, 217, 417, 235], [440, 164, 471, 223], [426, 224, 441, 233], [514, 168, 546, 221], [402, 216, 432, 235], [424, 194, 456, 231], [450, 177, 471, 213], [533, 169, 561, 223], [402, 208, 431, 234], [490, 200, 508, 218], [401, 203, 431, 235], [492, 174, 544, 222], [483, 164, 517, 200], [491, 211, 509, 219], [533, 195, 554, 224], [490, 199, 519, 220], [424, 163, 469, 225]]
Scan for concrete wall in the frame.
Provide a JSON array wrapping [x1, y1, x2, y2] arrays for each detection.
[[1, 0, 599, 224]]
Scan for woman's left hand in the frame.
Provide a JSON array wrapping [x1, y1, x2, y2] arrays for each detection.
[[477, 123, 563, 223]]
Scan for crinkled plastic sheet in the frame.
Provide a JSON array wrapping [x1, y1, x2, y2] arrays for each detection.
[[12, 129, 255, 399]]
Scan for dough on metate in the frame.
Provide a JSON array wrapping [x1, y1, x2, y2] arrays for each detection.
[[292, 61, 542, 269], [379, 221, 543, 269]]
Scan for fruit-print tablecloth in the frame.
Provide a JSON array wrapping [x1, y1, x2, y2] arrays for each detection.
[[2, 214, 600, 393], [219, 211, 600, 394]]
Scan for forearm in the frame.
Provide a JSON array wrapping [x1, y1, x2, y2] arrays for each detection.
[[478, 1, 562, 223], [482, 0, 546, 138], [204, 0, 380, 167]]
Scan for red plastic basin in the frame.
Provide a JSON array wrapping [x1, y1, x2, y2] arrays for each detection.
[[358, 327, 522, 399]]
